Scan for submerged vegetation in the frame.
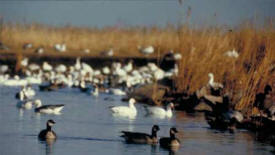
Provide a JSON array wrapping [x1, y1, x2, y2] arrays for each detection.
[[0, 22, 274, 114]]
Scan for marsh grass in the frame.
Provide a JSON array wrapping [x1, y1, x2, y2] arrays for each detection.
[[0, 22, 274, 113]]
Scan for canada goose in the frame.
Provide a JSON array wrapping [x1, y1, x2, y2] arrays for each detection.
[[145, 103, 174, 118], [110, 98, 137, 118], [121, 125, 160, 144], [38, 119, 57, 140], [159, 128, 180, 149], [34, 100, 64, 114]]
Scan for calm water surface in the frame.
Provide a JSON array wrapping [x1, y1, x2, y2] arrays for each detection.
[[0, 85, 274, 155]]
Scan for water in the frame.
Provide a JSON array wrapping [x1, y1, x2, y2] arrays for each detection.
[[0, 85, 274, 155]]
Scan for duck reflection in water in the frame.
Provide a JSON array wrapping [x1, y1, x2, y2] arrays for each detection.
[[38, 120, 57, 155]]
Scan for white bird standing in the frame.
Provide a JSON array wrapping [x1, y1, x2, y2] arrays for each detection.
[[110, 98, 137, 118], [144, 103, 174, 118]]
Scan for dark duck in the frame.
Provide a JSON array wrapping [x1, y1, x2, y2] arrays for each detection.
[[121, 125, 160, 144], [159, 127, 180, 149], [38, 120, 57, 140]]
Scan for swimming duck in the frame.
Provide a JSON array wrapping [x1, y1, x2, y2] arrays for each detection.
[[38, 119, 57, 140], [121, 125, 160, 144], [144, 103, 174, 118], [110, 98, 137, 118], [159, 127, 180, 149], [34, 100, 64, 114]]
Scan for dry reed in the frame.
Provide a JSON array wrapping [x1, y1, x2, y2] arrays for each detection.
[[0, 22, 274, 113]]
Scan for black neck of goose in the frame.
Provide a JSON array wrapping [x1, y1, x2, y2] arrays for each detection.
[[151, 130, 157, 138], [47, 124, 52, 131], [170, 132, 176, 139]]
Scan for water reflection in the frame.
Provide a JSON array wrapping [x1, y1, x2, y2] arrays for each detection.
[[1, 86, 274, 155], [39, 139, 56, 155]]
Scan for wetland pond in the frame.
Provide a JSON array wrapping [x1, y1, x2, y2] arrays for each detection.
[[0, 85, 274, 155]]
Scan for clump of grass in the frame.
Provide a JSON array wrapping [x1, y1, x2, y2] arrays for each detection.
[[0, 22, 274, 113]]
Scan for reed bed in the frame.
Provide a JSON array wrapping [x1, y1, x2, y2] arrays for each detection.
[[0, 22, 274, 113]]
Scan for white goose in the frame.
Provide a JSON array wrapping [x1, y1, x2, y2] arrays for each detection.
[[110, 98, 137, 118], [34, 100, 64, 114], [16, 99, 40, 110], [145, 103, 174, 118]]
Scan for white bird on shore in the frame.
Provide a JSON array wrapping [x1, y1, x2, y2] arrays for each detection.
[[139, 45, 154, 55], [42, 62, 53, 71], [21, 58, 29, 67], [75, 57, 81, 71], [102, 66, 111, 75], [208, 73, 224, 89], [0, 65, 9, 73], [35, 47, 44, 54], [55, 64, 67, 73], [110, 98, 137, 118], [144, 103, 174, 118], [101, 48, 114, 56], [28, 63, 40, 71], [23, 43, 32, 50], [54, 43, 66, 52]]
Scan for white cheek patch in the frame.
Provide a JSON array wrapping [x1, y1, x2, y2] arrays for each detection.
[[48, 122, 54, 126]]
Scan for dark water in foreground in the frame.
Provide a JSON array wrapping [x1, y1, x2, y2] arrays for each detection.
[[0, 86, 274, 155]]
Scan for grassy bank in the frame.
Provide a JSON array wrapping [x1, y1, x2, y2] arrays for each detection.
[[0, 22, 274, 114]]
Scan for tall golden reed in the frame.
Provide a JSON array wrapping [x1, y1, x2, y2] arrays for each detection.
[[0, 22, 274, 113]]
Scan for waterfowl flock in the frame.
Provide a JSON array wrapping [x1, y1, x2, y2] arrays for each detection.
[[0, 41, 274, 149]]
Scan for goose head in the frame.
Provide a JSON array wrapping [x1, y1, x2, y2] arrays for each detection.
[[170, 127, 178, 137], [167, 103, 175, 110], [152, 125, 160, 132], [47, 119, 55, 127], [34, 99, 42, 108], [129, 98, 136, 108]]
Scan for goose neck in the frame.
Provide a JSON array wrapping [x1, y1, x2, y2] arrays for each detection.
[[46, 125, 52, 131]]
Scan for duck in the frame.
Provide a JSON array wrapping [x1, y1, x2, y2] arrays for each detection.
[[144, 103, 174, 118], [38, 119, 57, 140], [159, 127, 180, 149], [110, 98, 137, 118], [34, 100, 64, 114], [121, 125, 160, 144]]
